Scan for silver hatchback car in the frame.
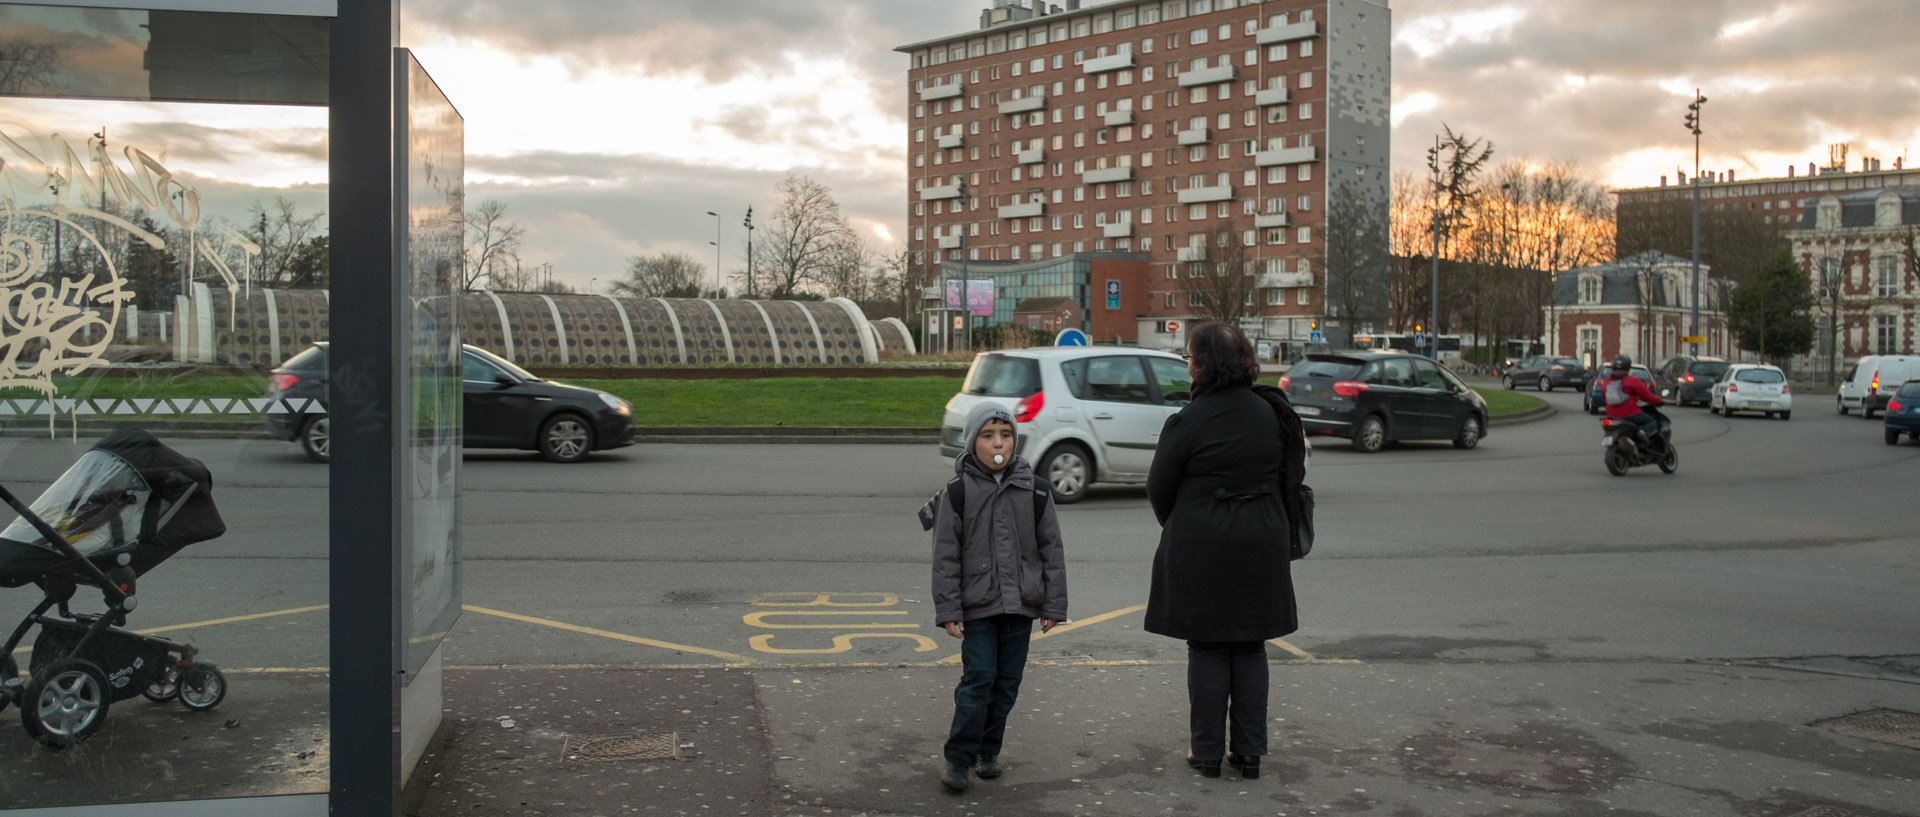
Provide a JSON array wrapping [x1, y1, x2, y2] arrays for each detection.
[[939, 347, 1193, 503]]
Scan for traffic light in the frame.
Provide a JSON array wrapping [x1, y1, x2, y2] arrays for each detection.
[[1309, 321, 1318, 330]]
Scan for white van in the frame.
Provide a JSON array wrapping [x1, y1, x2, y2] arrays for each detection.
[[1837, 355, 1920, 418]]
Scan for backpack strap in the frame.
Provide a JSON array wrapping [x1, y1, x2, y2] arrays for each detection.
[[946, 475, 966, 516], [1032, 482, 1051, 528]]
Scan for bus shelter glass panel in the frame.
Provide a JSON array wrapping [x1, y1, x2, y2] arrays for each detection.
[[1, 3, 332, 809]]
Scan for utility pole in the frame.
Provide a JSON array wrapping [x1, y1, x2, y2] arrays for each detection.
[[1429, 134, 1441, 361], [743, 206, 755, 299], [706, 210, 722, 298], [959, 178, 971, 353], [1684, 90, 1707, 357]]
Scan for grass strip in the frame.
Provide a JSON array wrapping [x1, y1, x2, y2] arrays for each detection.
[[1471, 387, 1546, 416]]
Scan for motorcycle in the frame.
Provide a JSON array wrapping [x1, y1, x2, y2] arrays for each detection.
[[1601, 405, 1677, 476]]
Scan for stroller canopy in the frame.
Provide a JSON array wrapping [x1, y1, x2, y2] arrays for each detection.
[[0, 428, 225, 582]]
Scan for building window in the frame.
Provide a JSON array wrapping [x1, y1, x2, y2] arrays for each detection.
[[1297, 288, 1310, 305], [1877, 315, 1899, 354], [1876, 256, 1901, 297]]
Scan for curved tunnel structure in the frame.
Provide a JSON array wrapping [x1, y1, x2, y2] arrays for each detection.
[[176, 286, 918, 367]]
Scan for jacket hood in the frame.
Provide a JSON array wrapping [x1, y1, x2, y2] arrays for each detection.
[[956, 401, 1018, 474]]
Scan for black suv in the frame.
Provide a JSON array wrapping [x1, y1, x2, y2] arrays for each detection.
[[1501, 356, 1590, 392], [1652, 355, 1729, 407], [265, 342, 636, 463], [1281, 351, 1490, 453]]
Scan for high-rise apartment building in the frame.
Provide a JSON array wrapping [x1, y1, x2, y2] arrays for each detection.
[[897, 0, 1388, 353]]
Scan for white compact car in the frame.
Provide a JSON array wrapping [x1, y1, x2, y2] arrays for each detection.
[[939, 347, 1193, 502], [1836, 355, 1920, 418], [1711, 363, 1792, 420]]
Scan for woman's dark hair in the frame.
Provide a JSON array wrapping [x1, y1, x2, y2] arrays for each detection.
[[1188, 322, 1260, 395]]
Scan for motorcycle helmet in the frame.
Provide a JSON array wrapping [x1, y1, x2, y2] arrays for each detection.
[[1610, 355, 1632, 372]]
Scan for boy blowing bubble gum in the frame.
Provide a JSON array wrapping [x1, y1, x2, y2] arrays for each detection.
[[929, 402, 1068, 792]]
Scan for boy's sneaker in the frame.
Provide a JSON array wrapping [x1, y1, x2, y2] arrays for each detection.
[[975, 755, 1002, 779], [941, 762, 970, 792]]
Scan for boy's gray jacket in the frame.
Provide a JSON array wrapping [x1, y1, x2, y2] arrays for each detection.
[[931, 455, 1068, 624]]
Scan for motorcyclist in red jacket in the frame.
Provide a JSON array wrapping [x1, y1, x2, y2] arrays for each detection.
[[1598, 355, 1663, 444]]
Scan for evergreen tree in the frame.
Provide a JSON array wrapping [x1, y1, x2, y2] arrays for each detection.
[[1726, 249, 1815, 362]]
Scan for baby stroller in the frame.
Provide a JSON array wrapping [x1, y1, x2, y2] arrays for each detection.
[[0, 428, 228, 748]]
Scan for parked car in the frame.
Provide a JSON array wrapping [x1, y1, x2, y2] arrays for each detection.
[[1584, 365, 1654, 415], [939, 347, 1194, 503], [1501, 356, 1589, 392], [1836, 355, 1920, 418], [1883, 379, 1920, 445], [265, 342, 636, 463], [1652, 355, 1729, 407], [1281, 351, 1489, 453], [1710, 363, 1792, 419]]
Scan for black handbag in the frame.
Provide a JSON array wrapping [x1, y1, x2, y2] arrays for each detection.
[[1252, 385, 1314, 561]]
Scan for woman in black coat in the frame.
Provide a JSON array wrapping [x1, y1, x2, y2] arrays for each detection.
[[1144, 322, 1297, 781]]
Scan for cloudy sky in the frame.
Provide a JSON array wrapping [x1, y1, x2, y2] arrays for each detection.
[[3, 0, 1916, 293]]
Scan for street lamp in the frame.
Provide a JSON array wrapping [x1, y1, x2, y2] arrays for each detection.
[[706, 210, 722, 298], [1683, 90, 1707, 356], [589, 277, 598, 296]]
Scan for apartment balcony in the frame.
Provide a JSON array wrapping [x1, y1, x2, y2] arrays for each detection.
[[918, 83, 964, 102], [1255, 86, 1290, 106], [1177, 64, 1235, 87], [1082, 52, 1135, 74], [1081, 166, 1134, 184], [936, 234, 963, 250], [998, 201, 1045, 219], [1177, 184, 1234, 204], [998, 95, 1046, 114], [1255, 145, 1318, 166], [1103, 109, 1135, 127], [1102, 222, 1134, 238], [936, 132, 964, 149], [1255, 20, 1320, 45], [1254, 211, 1290, 228], [1257, 271, 1313, 289], [1017, 147, 1045, 164], [919, 184, 964, 201], [1176, 246, 1208, 262], [1177, 126, 1210, 146]]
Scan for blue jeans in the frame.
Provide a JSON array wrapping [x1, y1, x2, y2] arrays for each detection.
[[1187, 640, 1269, 760], [944, 614, 1033, 767]]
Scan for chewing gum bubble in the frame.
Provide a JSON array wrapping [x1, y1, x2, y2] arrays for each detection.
[[993, 454, 1005, 464]]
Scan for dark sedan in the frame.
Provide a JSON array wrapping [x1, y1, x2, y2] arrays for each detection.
[[1652, 355, 1729, 407], [1281, 351, 1489, 453], [1501, 356, 1590, 392], [1885, 379, 1920, 445], [265, 343, 636, 463]]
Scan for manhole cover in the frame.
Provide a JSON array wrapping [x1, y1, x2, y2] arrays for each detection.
[[561, 731, 681, 762], [1811, 708, 1920, 750]]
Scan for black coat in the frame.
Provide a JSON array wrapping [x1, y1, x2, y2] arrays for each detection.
[[1143, 385, 1298, 642]]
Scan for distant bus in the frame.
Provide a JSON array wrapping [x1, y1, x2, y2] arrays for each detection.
[[1349, 333, 1463, 355]]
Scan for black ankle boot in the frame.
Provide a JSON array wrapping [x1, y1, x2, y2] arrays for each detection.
[[1226, 753, 1260, 779], [1186, 754, 1221, 778], [975, 755, 1002, 779], [941, 762, 969, 792]]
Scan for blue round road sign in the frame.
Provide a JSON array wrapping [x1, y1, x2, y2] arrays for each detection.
[[1055, 328, 1089, 346]]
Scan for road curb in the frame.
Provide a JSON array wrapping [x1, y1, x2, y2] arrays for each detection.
[[1, 420, 940, 445], [1489, 403, 1555, 428]]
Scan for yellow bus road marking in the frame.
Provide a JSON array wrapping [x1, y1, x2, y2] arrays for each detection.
[[741, 610, 918, 629], [1268, 638, 1313, 660], [939, 603, 1147, 664], [749, 592, 901, 607], [748, 633, 940, 654], [463, 605, 749, 664]]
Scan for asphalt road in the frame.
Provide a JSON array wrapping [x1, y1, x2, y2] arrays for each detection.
[[3, 386, 1914, 674]]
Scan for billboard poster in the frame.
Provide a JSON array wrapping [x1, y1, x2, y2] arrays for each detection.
[[945, 279, 964, 311], [967, 278, 995, 316]]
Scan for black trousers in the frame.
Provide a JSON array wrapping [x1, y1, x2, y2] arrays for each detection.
[[944, 614, 1033, 767], [1186, 640, 1268, 760]]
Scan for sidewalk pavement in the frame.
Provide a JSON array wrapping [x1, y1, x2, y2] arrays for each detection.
[[399, 657, 1920, 817]]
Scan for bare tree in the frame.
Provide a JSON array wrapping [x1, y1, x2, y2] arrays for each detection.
[[0, 35, 63, 95], [758, 173, 852, 298], [1324, 179, 1390, 342], [1386, 170, 1437, 331], [237, 197, 325, 288], [1177, 222, 1259, 326], [821, 231, 882, 302], [610, 252, 706, 299], [463, 199, 525, 291]]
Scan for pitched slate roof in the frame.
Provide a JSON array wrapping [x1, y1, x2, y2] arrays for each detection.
[[1552, 251, 1729, 309]]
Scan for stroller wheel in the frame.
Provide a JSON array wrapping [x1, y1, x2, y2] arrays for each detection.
[[178, 663, 228, 712], [22, 658, 110, 748], [143, 666, 181, 703], [0, 654, 18, 715]]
